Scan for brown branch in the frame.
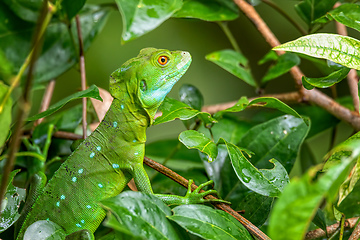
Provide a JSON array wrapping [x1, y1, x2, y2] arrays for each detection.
[[202, 91, 301, 114], [334, 2, 359, 114], [34, 79, 56, 126], [144, 156, 271, 240], [75, 15, 88, 139], [305, 217, 359, 239], [233, 0, 360, 131]]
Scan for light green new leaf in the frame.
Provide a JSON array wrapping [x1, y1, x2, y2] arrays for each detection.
[[173, 0, 238, 22], [154, 97, 216, 126], [0, 82, 12, 147], [268, 154, 356, 240], [26, 85, 102, 122], [102, 191, 178, 240], [220, 138, 289, 197], [0, 170, 26, 233], [116, 0, 182, 43], [273, 34, 360, 70], [179, 130, 217, 162], [302, 67, 350, 89], [169, 205, 253, 240], [206, 49, 256, 87]]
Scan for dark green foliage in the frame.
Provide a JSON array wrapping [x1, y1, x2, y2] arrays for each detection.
[[2, 0, 360, 239]]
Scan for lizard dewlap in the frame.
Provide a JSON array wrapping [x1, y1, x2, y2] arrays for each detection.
[[17, 48, 225, 239]]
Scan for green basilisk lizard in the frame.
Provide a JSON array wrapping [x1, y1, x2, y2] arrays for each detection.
[[16, 48, 226, 239]]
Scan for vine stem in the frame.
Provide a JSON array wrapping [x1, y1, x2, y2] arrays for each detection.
[[144, 156, 271, 240], [75, 15, 88, 139], [232, 0, 360, 131], [0, 0, 56, 212]]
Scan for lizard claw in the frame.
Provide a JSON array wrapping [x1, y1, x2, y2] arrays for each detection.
[[184, 179, 231, 205]]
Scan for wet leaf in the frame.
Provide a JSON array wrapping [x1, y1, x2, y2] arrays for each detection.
[[238, 115, 310, 172], [0, 170, 26, 233], [23, 220, 66, 239], [206, 49, 256, 87], [302, 67, 350, 89], [273, 34, 360, 70], [116, 0, 182, 43], [220, 138, 289, 197], [26, 85, 102, 122], [101, 191, 179, 240], [179, 130, 217, 162], [173, 0, 239, 22], [169, 205, 253, 240]]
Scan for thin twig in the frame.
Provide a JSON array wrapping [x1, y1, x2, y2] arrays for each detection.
[[144, 156, 271, 240], [261, 0, 307, 35], [34, 79, 56, 126], [234, 0, 360, 131], [0, 1, 56, 212], [305, 217, 359, 239], [75, 15, 88, 139]]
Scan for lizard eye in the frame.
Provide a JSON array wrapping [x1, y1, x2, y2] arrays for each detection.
[[140, 80, 147, 91], [157, 56, 168, 66]]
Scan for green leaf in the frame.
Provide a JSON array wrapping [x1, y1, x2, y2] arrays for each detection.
[[205, 49, 256, 87], [295, 0, 337, 26], [315, 4, 360, 32], [261, 53, 300, 84], [179, 130, 217, 162], [154, 97, 217, 126], [235, 192, 274, 227], [0, 170, 26, 233], [0, 82, 12, 148], [61, 0, 86, 20], [23, 220, 66, 239], [215, 96, 303, 121], [116, 0, 182, 43], [239, 115, 310, 172], [0, 4, 110, 83], [169, 205, 253, 240], [3, 0, 42, 22], [101, 191, 179, 240], [173, 0, 239, 21], [302, 67, 350, 89], [268, 150, 357, 240], [179, 84, 203, 111], [220, 139, 289, 197], [273, 34, 360, 70], [26, 85, 102, 122]]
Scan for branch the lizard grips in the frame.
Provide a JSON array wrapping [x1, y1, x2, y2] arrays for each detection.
[[16, 48, 225, 239]]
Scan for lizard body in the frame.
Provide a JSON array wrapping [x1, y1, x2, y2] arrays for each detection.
[[17, 48, 223, 239]]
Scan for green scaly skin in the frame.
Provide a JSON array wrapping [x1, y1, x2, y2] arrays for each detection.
[[17, 48, 226, 239]]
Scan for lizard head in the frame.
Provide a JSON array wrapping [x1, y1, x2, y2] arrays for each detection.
[[110, 48, 192, 124]]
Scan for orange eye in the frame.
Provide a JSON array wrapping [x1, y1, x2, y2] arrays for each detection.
[[158, 56, 168, 65]]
